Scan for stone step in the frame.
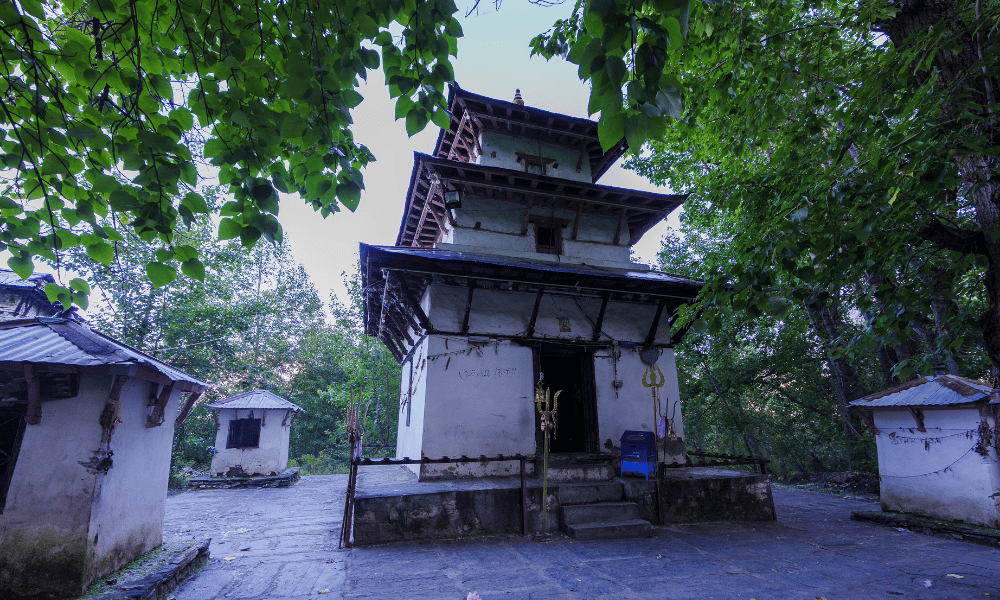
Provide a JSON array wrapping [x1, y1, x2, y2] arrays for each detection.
[[558, 481, 624, 505], [564, 518, 652, 540], [561, 501, 640, 525], [541, 463, 615, 483], [545, 452, 614, 466]]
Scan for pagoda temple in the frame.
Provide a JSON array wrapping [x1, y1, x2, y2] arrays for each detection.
[[361, 84, 704, 480]]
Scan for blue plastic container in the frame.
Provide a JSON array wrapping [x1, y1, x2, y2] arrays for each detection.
[[620, 430, 656, 480]]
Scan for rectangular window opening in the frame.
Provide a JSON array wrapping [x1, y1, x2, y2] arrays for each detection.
[[226, 417, 261, 449], [535, 225, 561, 255]]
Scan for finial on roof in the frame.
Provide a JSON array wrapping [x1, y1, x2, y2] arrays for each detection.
[[513, 89, 524, 106]]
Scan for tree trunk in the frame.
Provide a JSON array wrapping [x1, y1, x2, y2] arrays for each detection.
[[880, 0, 1000, 372], [804, 301, 862, 440]]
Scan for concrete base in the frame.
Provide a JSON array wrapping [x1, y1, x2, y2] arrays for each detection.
[[186, 468, 300, 490], [350, 466, 776, 546], [657, 468, 777, 523]]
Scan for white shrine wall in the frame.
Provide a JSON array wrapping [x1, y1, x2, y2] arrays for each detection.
[[873, 406, 1000, 527], [477, 132, 593, 183], [396, 335, 535, 478]]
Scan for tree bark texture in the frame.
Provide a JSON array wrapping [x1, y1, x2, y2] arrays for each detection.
[[880, 0, 1000, 372]]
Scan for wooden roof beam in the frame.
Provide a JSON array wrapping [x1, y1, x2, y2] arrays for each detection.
[[644, 298, 667, 346], [526, 286, 545, 337], [461, 281, 476, 334], [591, 292, 611, 342]]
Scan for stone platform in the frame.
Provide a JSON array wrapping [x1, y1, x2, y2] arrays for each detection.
[[350, 465, 775, 546], [186, 467, 300, 490]]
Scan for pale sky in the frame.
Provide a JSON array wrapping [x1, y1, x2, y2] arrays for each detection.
[[280, 2, 682, 304]]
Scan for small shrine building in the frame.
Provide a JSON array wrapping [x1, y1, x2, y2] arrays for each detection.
[[208, 390, 303, 477]]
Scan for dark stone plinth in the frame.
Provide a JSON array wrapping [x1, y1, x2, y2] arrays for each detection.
[[621, 477, 659, 524], [186, 468, 300, 490], [851, 510, 1000, 548], [92, 539, 210, 600], [351, 465, 776, 546], [657, 468, 776, 523]]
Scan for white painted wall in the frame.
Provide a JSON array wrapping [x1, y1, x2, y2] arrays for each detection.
[[427, 284, 676, 345], [399, 335, 536, 479], [88, 379, 181, 578], [441, 195, 633, 268], [593, 346, 686, 464], [210, 408, 294, 477], [478, 132, 592, 182], [1, 375, 106, 593], [397, 337, 430, 475], [1, 374, 180, 595], [873, 406, 1000, 527]]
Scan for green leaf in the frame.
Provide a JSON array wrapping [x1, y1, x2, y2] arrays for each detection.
[[664, 17, 684, 48], [145, 262, 177, 288], [85, 242, 115, 264], [182, 192, 210, 214], [431, 108, 451, 130], [6, 253, 33, 279], [69, 278, 90, 294], [405, 109, 428, 137], [181, 258, 206, 281], [281, 115, 306, 140], [337, 182, 362, 212], [67, 126, 97, 140], [218, 218, 241, 240], [598, 111, 626, 152]]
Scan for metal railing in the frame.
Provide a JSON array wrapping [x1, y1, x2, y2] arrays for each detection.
[[674, 451, 770, 475], [339, 454, 537, 549]]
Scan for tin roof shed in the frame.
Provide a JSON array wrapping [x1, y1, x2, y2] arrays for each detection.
[[207, 389, 303, 412], [849, 375, 995, 408], [0, 317, 208, 426]]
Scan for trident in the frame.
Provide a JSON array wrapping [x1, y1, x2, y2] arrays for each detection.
[[534, 385, 560, 531]]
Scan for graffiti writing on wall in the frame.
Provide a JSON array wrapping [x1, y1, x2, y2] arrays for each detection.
[[458, 367, 517, 381]]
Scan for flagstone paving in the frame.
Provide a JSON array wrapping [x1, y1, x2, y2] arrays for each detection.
[[164, 474, 1000, 600]]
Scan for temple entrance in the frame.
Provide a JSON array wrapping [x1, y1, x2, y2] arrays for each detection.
[[536, 346, 598, 454]]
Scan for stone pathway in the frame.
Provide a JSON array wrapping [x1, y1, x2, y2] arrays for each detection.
[[164, 475, 1000, 599]]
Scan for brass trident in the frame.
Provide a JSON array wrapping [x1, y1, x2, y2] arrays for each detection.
[[534, 385, 560, 530]]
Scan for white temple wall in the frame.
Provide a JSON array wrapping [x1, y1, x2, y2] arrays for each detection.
[[427, 284, 676, 345], [1, 374, 179, 595], [396, 336, 430, 475], [441, 195, 633, 266], [416, 336, 535, 479], [873, 406, 1000, 527], [88, 379, 180, 578], [478, 132, 592, 182]]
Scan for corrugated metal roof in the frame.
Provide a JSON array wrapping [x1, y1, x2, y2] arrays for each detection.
[[850, 375, 993, 408], [0, 317, 207, 389], [206, 390, 303, 412]]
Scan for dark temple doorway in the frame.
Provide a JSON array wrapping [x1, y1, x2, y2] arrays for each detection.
[[536, 346, 598, 454]]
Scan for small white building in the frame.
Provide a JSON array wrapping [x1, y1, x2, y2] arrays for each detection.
[[207, 390, 303, 477], [850, 375, 1000, 527], [361, 85, 702, 479], [0, 317, 206, 598]]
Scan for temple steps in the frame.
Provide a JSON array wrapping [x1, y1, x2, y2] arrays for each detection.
[[556, 479, 653, 540]]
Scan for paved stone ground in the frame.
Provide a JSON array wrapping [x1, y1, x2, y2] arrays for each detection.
[[164, 474, 1000, 600]]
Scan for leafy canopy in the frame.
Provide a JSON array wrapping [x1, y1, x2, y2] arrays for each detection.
[[533, 0, 1000, 373], [2, 0, 462, 302]]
